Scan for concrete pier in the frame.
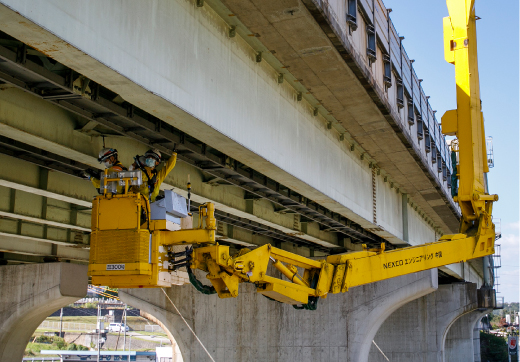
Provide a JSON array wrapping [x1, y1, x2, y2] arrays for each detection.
[[120, 269, 437, 362], [0, 262, 87, 361], [367, 283, 482, 362], [445, 309, 489, 362]]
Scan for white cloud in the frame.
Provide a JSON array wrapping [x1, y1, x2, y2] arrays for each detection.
[[502, 221, 520, 232], [499, 233, 520, 247]]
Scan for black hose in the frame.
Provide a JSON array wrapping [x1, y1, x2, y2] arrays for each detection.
[[292, 272, 320, 311], [451, 151, 458, 198], [187, 266, 217, 295]]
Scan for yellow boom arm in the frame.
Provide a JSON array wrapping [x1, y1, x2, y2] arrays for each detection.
[[185, 226, 493, 306], [441, 0, 497, 231]]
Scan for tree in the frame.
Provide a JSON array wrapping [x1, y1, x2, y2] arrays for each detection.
[[480, 331, 508, 362]]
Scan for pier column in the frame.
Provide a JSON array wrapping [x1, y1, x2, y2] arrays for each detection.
[[0, 262, 88, 361], [121, 269, 437, 362], [367, 282, 479, 362]]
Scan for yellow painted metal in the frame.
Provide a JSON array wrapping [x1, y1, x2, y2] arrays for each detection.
[[149, 219, 169, 231], [315, 262, 334, 296], [190, 243, 319, 304], [270, 247, 322, 269], [271, 258, 307, 287], [156, 229, 215, 245], [327, 250, 378, 264], [192, 244, 270, 283], [89, 262, 151, 276], [257, 282, 309, 305], [338, 232, 494, 291], [89, 229, 150, 273], [89, 191, 217, 288], [261, 275, 316, 301], [441, 109, 458, 136], [205, 255, 240, 298], [96, 195, 141, 231], [330, 264, 346, 294], [90, 193, 496, 301], [443, 17, 455, 64], [441, 0, 497, 231]]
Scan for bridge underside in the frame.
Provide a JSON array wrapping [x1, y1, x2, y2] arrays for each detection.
[[0, 0, 458, 240], [0, 0, 482, 279]]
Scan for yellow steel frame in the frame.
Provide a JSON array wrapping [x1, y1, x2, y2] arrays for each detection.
[[89, 188, 217, 288], [185, 218, 493, 304], [441, 0, 497, 232], [89, 0, 497, 306]]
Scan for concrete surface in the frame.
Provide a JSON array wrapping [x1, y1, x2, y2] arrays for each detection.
[[471, 310, 490, 362], [218, 0, 459, 232], [368, 282, 480, 362], [120, 268, 437, 362], [445, 308, 488, 362], [0, 0, 451, 244], [0, 262, 87, 361]]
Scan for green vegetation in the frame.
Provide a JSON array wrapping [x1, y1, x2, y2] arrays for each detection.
[[491, 303, 519, 317], [83, 302, 99, 309], [27, 309, 168, 357], [480, 331, 508, 362], [24, 336, 87, 357], [67, 343, 89, 351], [486, 302, 519, 328]]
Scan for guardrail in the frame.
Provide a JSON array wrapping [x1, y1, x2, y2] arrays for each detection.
[[38, 321, 96, 331], [73, 298, 124, 305], [145, 325, 164, 333], [495, 296, 505, 310], [38, 321, 162, 332]]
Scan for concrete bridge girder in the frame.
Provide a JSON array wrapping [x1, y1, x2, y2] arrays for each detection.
[[0, 142, 335, 259], [217, 0, 459, 230], [0, 86, 481, 279], [0, 262, 88, 361], [0, 0, 450, 247], [0, 86, 345, 253], [119, 269, 437, 362]]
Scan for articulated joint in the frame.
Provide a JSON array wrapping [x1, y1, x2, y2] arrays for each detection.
[[199, 202, 216, 230], [270, 256, 308, 287], [454, 194, 498, 202]]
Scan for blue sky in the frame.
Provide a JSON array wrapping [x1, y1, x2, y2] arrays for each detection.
[[383, 0, 519, 302]]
